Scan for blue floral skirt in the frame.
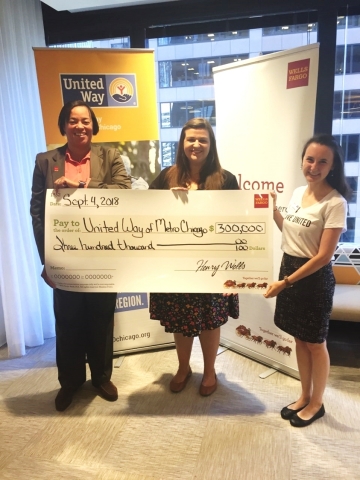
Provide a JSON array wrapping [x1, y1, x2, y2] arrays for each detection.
[[150, 293, 239, 337]]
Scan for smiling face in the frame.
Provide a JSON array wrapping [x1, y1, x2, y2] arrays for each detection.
[[302, 142, 334, 186], [64, 106, 93, 152], [183, 128, 211, 167]]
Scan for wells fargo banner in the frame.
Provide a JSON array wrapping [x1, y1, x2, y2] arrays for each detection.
[[33, 48, 158, 143], [45, 189, 273, 293], [214, 44, 319, 377]]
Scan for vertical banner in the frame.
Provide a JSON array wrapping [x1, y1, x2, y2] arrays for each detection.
[[33, 47, 170, 354], [33, 48, 158, 143], [113, 293, 174, 354], [213, 44, 319, 377], [33, 48, 160, 183]]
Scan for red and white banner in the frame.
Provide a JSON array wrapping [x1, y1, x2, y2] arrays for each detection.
[[214, 44, 319, 377]]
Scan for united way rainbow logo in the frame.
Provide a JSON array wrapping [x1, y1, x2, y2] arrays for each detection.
[[109, 77, 134, 104], [60, 73, 138, 107]]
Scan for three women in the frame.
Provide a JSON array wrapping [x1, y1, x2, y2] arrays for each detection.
[[33, 101, 348, 422]]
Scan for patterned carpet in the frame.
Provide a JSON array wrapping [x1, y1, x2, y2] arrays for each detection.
[[0, 330, 359, 480]]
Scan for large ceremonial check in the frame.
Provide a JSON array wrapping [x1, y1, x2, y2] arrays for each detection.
[[45, 189, 273, 293]]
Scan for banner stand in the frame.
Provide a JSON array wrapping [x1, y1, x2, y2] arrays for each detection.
[[214, 44, 319, 378], [219, 337, 300, 379], [113, 293, 175, 355]]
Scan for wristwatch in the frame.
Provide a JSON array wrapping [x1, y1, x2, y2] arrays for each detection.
[[78, 181, 86, 188], [283, 276, 293, 288]]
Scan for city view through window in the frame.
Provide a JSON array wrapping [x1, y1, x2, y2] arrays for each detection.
[[51, 16, 360, 242]]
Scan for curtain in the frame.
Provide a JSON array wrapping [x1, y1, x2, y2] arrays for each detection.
[[0, 0, 55, 357]]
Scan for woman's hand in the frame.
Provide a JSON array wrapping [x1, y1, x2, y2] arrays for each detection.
[[41, 267, 56, 289], [263, 280, 285, 298], [270, 190, 277, 209], [271, 190, 284, 231], [54, 176, 82, 191]]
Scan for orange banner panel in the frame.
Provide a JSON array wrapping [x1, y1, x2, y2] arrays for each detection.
[[33, 48, 158, 143]]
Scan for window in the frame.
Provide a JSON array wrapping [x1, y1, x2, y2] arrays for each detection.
[[334, 15, 360, 242], [111, 38, 130, 49], [159, 55, 249, 88], [334, 134, 360, 162], [342, 217, 356, 242], [335, 44, 360, 75], [157, 30, 249, 46], [161, 142, 178, 167], [262, 23, 317, 36], [160, 101, 216, 128], [337, 16, 360, 28], [333, 90, 360, 120], [346, 177, 358, 204], [154, 21, 318, 169], [50, 38, 130, 49]]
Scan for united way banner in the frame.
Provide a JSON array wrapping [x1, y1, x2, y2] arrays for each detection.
[[33, 47, 162, 355], [214, 44, 319, 377], [33, 48, 158, 143], [113, 293, 173, 354]]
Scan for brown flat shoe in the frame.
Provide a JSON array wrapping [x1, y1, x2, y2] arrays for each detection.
[[199, 374, 217, 397], [170, 368, 192, 393], [97, 381, 118, 401]]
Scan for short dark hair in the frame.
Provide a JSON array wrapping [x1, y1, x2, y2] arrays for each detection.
[[58, 100, 99, 135], [301, 134, 352, 200]]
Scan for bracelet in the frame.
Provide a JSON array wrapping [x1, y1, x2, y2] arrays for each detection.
[[273, 206, 278, 212], [283, 276, 293, 288]]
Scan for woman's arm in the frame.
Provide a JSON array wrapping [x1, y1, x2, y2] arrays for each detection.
[[273, 207, 284, 232], [271, 191, 283, 231], [264, 227, 343, 298], [89, 148, 131, 189], [30, 155, 47, 264]]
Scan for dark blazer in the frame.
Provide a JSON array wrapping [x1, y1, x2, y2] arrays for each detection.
[[30, 143, 131, 264]]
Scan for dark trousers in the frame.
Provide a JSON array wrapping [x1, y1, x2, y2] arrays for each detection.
[[53, 289, 117, 390]]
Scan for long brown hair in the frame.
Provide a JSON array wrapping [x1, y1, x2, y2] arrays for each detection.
[[301, 134, 352, 200], [166, 118, 225, 189]]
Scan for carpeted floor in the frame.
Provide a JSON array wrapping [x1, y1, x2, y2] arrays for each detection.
[[0, 326, 360, 480]]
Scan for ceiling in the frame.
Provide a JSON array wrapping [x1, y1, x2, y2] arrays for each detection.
[[40, 0, 179, 13]]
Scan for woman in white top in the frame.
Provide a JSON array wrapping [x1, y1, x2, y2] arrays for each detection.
[[264, 134, 350, 427]]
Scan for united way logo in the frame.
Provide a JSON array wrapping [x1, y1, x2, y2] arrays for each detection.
[[109, 77, 134, 104], [60, 73, 138, 107]]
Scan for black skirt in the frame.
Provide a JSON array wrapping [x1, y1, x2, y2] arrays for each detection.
[[274, 253, 335, 343]]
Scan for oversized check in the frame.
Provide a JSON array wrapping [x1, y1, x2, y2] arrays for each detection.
[[45, 189, 273, 293]]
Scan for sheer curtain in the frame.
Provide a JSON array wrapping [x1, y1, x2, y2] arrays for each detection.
[[0, 0, 55, 357]]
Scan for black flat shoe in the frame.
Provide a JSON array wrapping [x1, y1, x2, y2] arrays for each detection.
[[280, 402, 308, 420], [290, 404, 325, 427], [55, 387, 75, 412]]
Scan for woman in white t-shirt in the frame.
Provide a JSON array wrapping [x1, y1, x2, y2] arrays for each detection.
[[264, 134, 351, 427]]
